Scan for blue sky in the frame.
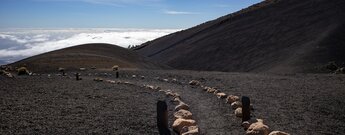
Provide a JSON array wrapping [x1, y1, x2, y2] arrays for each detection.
[[0, 0, 261, 29]]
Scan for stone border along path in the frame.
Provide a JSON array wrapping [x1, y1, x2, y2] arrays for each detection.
[[188, 80, 290, 135], [92, 77, 200, 135]]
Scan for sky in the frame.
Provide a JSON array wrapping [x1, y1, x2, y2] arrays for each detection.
[[0, 0, 261, 29], [0, 0, 261, 64]]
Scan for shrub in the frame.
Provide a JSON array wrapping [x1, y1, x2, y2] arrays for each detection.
[[335, 67, 345, 74], [325, 61, 338, 71], [17, 67, 29, 75]]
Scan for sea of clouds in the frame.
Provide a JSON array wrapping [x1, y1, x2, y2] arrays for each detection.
[[0, 28, 179, 64]]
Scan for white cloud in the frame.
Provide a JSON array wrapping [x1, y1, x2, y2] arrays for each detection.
[[164, 10, 200, 15], [0, 28, 179, 63], [213, 4, 232, 8], [34, 0, 161, 6]]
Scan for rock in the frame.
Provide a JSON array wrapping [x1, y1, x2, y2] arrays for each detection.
[[203, 86, 210, 91], [269, 131, 290, 135], [144, 85, 160, 90], [216, 92, 227, 99], [93, 78, 103, 82], [141, 76, 145, 79], [226, 95, 240, 104], [175, 102, 190, 111], [174, 109, 193, 119], [231, 101, 242, 109], [79, 68, 86, 71], [5, 72, 13, 78], [235, 107, 243, 117], [132, 75, 136, 78], [189, 80, 201, 86], [173, 97, 182, 103], [165, 90, 179, 98], [106, 80, 116, 83], [242, 121, 251, 130], [181, 126, 199, 135], [163, 79, 169, 82], [112, 65, 119, 71], [206, 87, 216, 93], [155, 86, 161, 90], [246, 119, 270, 135], [172, 118, 197, 133], [250, 104, 254, 110], [58, 67, 65, 72], [213, 89, 220, 94], [335, 67, 345, 74]]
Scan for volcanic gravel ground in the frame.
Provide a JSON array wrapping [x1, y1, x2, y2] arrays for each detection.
[[0, 75, 165, 134], [1, 69, 345, 134]]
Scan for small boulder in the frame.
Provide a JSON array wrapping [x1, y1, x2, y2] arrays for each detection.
[[181, 126, 199, 135], [175, 102, 190, 111], [246, 120, 270, 135], [112, 65, 119, 71], [174, 109, 193, 119], [93, 78, 103, 82], [231, 101, 242, 110], [216, 93, 227, 99], [213, 89, 220, 94], [172, 118, 197, 133], [58, 67, 65, 72], [268, 131, 290, 135], [203, 86, 210, 91], [206, 87, 216, 93], [5, 72, 13, 78], [235, 107, 243, 117], [189, 80, 201, 86], [226, 95, 240, 104]]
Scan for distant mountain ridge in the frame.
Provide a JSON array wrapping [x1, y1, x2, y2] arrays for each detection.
[[10, 43, 168, 72], [135, 0, 345, 73]]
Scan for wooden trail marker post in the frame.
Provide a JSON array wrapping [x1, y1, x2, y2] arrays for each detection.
[[157, 100, 171, 135], [242, 96, 251, 122], [113, 65, 119, 78], [76, 73, 81, 80]]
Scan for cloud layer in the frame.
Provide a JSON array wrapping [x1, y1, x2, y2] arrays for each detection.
[[0, 28, 179, 64], [164, 10, 200, 15]]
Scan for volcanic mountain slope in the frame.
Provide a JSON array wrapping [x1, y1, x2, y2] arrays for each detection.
[[135, 0, 345, 73], [10, 43, 168, 72]]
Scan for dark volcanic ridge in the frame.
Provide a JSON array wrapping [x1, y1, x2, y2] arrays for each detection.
[[135, 0, 345, 73], [9, 43, 169, 72]]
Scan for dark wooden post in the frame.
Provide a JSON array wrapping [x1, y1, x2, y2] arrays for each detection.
[[242, 96, 251, 122], [157, 100, 171, 135], [76, 73, 80, 80]]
